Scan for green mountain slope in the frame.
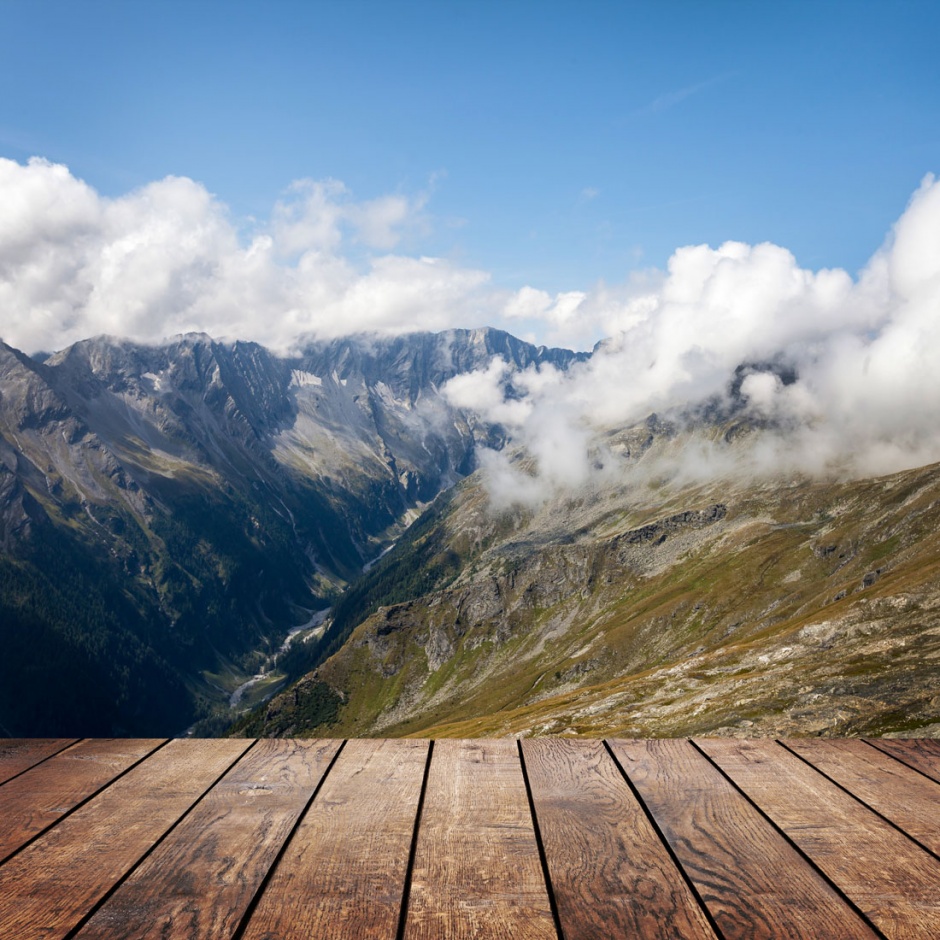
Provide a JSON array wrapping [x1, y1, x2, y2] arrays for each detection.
[[239, 423, 940, 739]]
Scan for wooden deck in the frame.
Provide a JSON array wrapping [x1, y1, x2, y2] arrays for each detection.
[[0, 738, 939, 938]]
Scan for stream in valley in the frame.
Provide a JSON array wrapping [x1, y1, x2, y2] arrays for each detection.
[[228, 607, 331, 708]]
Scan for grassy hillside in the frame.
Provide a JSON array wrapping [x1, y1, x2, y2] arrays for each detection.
[[239, 434, 940, 739]]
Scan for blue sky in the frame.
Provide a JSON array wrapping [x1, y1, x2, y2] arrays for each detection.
[[1, 0, 938, 352]]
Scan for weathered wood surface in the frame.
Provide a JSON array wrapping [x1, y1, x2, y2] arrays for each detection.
[[1, 737, 939, 939], [522, 738, 715, 940], [698, 738, 940, 939], [869, 737, 940, 784], [0, 738, 162, 864], [612, 739, 877, 940], [0, 738, 77, 786], [241, 738, 427, 940], [0, 738, 250, 940], [76, 738, 339, 940], [405, 739, 556, 940], [785, 738, 940, 856]]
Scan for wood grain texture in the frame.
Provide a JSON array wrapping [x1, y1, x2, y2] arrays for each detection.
[[522, 738, 715, 940], [240, 737, 428, 940], [0, 737, 938, 939], [0, 737, 162, 864], [611, 739, 877, 940], [868, 738, 940, 785], [0, 738, 77, 785], [404, 739, 556, 940], [74, 738, 340, 940], [786, 738, 940, 856], [0, 737, 250, 940], [698, 738, 940, 939]]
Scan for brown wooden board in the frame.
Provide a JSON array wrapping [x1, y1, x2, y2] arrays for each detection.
[[0, 738, 163, 864], [611, 739, 877, 940], [867, 738, 940, 785], [0, 737, 250, 940], [404, 739, 556, 940], [74, 738, 340, 940], [785, 738, 940, 856], [698, 738, 940, 938], [240, 737, 427, 940], [0, 738, 77, 785], [522, 738, 715, 940]]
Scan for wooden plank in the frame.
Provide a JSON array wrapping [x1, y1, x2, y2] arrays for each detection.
[[522, 738, 715, 940], [611, 739, 877, 940], [698, 738, 940, 938], [404, 739, 556, 940], [786, 738, 940, 856], [0, 738, 163, 864], [241, 738, 427, 940], [0, 738, 77, 785], [0, 737, 250, 940], [868, 738, 940, 785], [74, 738, 340, 940]]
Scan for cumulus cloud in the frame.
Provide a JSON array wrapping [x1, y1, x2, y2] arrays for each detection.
[[500, 273, 668, 351], [445, 174, 940, 504], [0, 156, 674, 358], [0, 157, 489, 354]]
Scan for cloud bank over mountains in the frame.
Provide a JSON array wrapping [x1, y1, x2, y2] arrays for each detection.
[[441, 175, 940, 500], [2, 157, 940, 495], [0, 156, 657, 355]]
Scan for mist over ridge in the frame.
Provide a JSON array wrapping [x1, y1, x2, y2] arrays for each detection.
[[444, 175, 940, 504]]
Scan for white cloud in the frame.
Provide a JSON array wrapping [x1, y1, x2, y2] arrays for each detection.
[[271, 178, 347, 256], [504, 285, 553, 321], [442, 358, 531, 427], [0, 157, 489, 354], [0, 157, 671, 358], [459, 174, 940, 503]]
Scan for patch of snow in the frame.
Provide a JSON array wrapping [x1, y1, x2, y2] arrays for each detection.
[[291, 369, 323, 388]]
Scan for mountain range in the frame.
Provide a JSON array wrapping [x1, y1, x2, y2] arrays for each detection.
[[1, 327, 937, 738], [0, 328, 581, 734]]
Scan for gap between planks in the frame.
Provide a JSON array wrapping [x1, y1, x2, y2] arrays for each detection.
[[1, 738, 939, 940]]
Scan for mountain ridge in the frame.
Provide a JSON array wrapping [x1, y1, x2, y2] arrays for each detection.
[[0, 326, 581, 734], [3, 325, 938, 740]]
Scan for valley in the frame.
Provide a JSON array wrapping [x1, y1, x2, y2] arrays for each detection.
[[2, 326, 938, 740], [0, 328, 577, 735]]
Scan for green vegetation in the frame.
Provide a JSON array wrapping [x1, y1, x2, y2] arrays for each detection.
[[240, 458, 940, 741], [229, 678, 342, 737], [0, 459, 332, 734], [278, 487, 465, 680], [0, 521, 189, 735]]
